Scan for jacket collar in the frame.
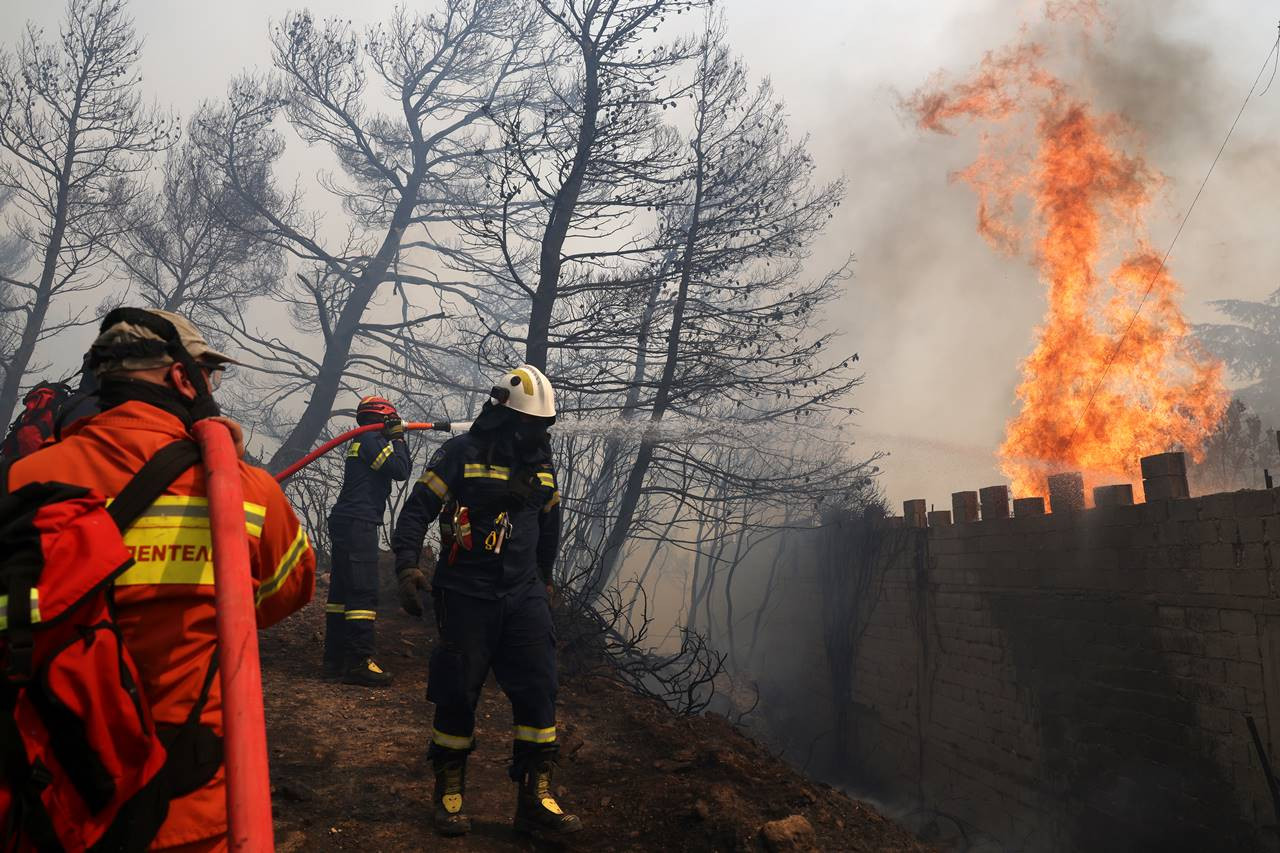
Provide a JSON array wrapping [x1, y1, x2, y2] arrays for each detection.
[[67, 399, 191, 441]]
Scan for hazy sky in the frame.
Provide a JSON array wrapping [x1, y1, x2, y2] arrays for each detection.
[[5, 0, 1279, 506]]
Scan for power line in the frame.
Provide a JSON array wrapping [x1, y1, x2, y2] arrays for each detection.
[[1071, 23, 1280, 437]]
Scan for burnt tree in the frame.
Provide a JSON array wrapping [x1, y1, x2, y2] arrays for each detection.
[[0, 0, 174, 419], [114, 139, 281, 329], [585, 21, 860, 598], [193, 1, 544, 471]]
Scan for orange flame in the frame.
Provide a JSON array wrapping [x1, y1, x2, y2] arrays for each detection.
[[907, 17, 1226, 499]]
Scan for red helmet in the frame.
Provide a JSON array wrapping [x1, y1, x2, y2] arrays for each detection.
[[356, 395, 397, 422]]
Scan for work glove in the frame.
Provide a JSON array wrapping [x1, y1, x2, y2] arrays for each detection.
[[383, 415, 405, 439], [397, 567, 428, 617]]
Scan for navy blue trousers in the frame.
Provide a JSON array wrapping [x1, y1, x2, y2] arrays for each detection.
[[427, 583, 558, 771], [324, 517, 380, 668]]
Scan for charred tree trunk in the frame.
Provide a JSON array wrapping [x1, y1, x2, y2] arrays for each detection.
[[590, 146, 705, 599], [526, 45, 598, 370], [267, 179, 421, 472], [0, 114, 77, 421]]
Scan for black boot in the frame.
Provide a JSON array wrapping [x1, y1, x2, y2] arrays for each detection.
[[514, 757, 582, 836], [342, 657, 393, 687], [432, 754, 471, 836]]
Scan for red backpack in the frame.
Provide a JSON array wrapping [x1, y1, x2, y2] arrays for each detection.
[[0, 441, 222, 852], [0, 384, 73, 462]]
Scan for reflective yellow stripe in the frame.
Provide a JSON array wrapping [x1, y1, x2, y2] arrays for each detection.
[[324, 603, 345, 614], [344, 609, 376, 621], [0, 589, 41, 631], [463, 464, 509, 481], [347, 442, 361, 459], [113, 496, 266, 538], [256, 527, 309, 605], [370, 444, 394, 471], [543, 491, 560, 512], [536, 472, 555, 488], [432, 729, 474, 750], [420, 471, 450, 500], [513, 725, 557, 744]]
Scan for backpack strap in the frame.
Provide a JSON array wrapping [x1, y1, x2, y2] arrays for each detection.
[[106, 441, 202, 532]]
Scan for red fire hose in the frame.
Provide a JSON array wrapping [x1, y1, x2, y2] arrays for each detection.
[[274, 421, 456, 483], [193, 418, 273, 851]]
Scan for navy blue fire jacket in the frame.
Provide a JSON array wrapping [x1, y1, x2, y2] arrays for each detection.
[[329, 430, 412, 524], [390, 431, 561, 599]]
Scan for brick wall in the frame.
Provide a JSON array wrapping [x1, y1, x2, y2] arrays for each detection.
[[821, 487, 1280, 852]]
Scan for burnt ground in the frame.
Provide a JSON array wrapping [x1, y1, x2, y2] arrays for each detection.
[[261, 575, 930, 852]]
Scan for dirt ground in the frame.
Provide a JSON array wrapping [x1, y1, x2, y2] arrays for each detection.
[[261, 576, 930, 852]]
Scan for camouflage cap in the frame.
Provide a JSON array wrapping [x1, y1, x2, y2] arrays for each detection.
[[91, 308, 240, 376]]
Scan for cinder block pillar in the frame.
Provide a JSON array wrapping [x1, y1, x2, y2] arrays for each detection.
[[1047, 472, 1085, 513], [1141, 452, 1189, 501], [1093, 484, 1135, 507], [951, 491, 980, 523], [928, 510, 952, 527], [904, 499, 927, 528], [1013, 497, 1046, 517], [979, 485, 1010, 520]]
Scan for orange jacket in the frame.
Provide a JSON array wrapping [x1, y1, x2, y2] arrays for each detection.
[[8, 400, 315, 849]]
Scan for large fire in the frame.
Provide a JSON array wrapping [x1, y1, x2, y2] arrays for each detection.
[[907, 12, 1227, 498]]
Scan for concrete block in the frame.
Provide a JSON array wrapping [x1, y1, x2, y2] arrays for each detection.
[[1234, 490, 1280, 518], [1189, 570, 1232, 595], [1230, 571, 1271, 598], [979, 485, 1010, 520], [1092, 483, 1135, 507], [1220, 609, 1258, 636], [1047, 471, 1085, 513], [1204, 633, 1239, 661], [951, 491, 980, 523], [1156, 606, 1186, 629], [1201, 542, 1238, 571], [904, 499, 927, 528], [1241, 543, 1272, 572], [1238, 516, 1267, 542], [1139, 500, 1171, 523], [1013, 497, 1045, 518], [1140, 451, 1187, 478], [1144, 475, 1190, 502], [1197, 704, 1233, 734], [1227, 660, 1265, 692], [1199, 493, 1236, 519], [1186, 607, 1221, 632], [1192, 519, 1222, 542], [928, 510, 953, 528]]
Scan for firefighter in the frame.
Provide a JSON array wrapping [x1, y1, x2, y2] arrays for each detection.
[[7, 307, 315, 852], [323, 395, 412, 686], [391, 364, 581, 838]]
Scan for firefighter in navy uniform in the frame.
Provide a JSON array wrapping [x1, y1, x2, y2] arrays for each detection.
[[323, 395, 412, 686], [391, 364, 582, 839]]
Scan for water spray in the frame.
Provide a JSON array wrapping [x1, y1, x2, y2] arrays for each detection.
[[274, 411, 845, 484]]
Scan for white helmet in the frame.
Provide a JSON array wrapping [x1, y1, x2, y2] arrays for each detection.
[[491, 364, 556, 418]]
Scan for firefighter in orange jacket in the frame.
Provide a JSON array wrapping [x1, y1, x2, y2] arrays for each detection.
[[8, 308, 315, 853]]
